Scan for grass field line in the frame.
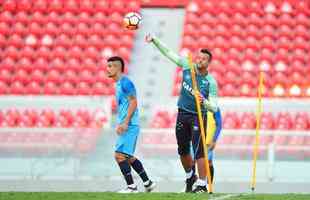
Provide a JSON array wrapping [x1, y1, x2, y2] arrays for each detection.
[[210, 194, 241, 200]]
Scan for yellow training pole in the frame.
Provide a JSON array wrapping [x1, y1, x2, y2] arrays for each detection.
[[188, 54, 213, 193], [251, 71, 264, 191]]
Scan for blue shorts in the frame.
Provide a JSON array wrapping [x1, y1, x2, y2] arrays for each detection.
[[115, 125, 139, 157]]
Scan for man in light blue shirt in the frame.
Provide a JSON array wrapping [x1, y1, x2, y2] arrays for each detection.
[[107, 56, 155, 193]]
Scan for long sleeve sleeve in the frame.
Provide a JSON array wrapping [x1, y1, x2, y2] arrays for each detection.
[[203, 74, 219, 112], [151, 37, 189, 69]]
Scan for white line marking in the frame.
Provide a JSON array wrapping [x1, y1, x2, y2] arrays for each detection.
[[210, 194, 240, 200]]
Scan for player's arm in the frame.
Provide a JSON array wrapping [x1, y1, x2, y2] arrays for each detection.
[[203, 75, 218, 112], [116, 79, 137, 134], [146, 34, 189, 69], [124, 95, 137, 125], [212, 110, 222, 142]]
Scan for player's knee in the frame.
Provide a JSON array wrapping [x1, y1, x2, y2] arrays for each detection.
[[128, 156, 136, 163], [114, 152, 127, 162], [195, 152, 204, 160], [178, 143, 190, 156], [209, 160, 213, 166]]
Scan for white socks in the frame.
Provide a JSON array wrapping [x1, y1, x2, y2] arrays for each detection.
[[186, 169, 193, 179], [143, 180, 150, 186], [128, 183, 137, 188], [196, 178, 207, 186]]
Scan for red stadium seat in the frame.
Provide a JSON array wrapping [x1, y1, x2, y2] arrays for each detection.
[[80, 0, 94, 13], [17, 0, 32, 11], [32, 0, 47, 12], [15, 11, 30, 24], [0, 34, 6, 47], [12, 22, 27, 36], [79, 69, 94, 84], [73, 34, 88, 48], [63, 0, 79, 13], [2, 0, 16, 11], [10, 81, 25, 95], [126, 0, 140, 12], [5, 108, 21, 127], [96, 69, 107, 84], [57, 109, 74, 127], [277, 36, 291, 50], [223, 112, 240, 129], [75, 108, 92, 127], [110, 12, 124, 25], [3, 45, 19, 60], [275, 112, 293, 130], [16, 57, 32, 72], [38, 109, 56, 127], [13, 68, 29, 84], [48, 0, 63, 12], [295, 13, 309, 27], [59, 82, 76, 95], [52, 46, 67, 60], [33, 57, 49, 72], [60, 22, 75, 36], [88, 34, 103, 48], [50, 58, 66, 72], [0, 81, 9, 94], [43, 81, 58, 95], [66, 58, 82, 72], [46, 69, 62, 84], [0, 22, 10, 36], [110, 0, 126, 13], [63, 70, 78, 84], [84, 46, 99, 60], [55, 34, 72, 48], [240, 112, 256, 129], [69, 45, 83, 59], [91, 22, 106, 35], [93, 82, 108, 95], [76, 22, 89, 36], [77, 11, 91, 24], [37, 46, 51, 60], [29, 22, 43, 36], [77, 82, 92, 95], [45, 22, 60, 36], [26, 81, 42, 95], [20, 46, 35, 60], [294, 112, 309, 130], [260, 112, 274, 130], [95, 0, 109, 12], [93, 12, 107, 24], [295, 25, 309, 40], [31, 69, 45, 83], [0, 69, 11, 84], [20, 109, 39, 127], [0, 11, 14, 24]]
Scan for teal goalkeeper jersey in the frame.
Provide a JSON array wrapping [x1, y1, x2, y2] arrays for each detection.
[[151, 37, 218, 113]]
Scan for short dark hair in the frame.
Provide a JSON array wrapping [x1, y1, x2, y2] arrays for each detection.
[[107, 56, 125, 72], [200, 49, 212, 62]]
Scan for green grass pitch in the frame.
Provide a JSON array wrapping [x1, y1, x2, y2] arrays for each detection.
[[0, 192, 310, 200]]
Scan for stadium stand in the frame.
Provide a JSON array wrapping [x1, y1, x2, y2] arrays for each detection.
[[0, 0, 141, 95], [174, 0, 310, 98]]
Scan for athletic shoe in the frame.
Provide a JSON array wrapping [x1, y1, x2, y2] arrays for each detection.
[[117, 186, 138, 193], [185, 174, 197, 193], [144, 180, 156, 192], [192, 185, 208, 193]]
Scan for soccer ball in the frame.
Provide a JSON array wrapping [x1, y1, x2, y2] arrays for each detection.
[[123, 12, 142, 30]]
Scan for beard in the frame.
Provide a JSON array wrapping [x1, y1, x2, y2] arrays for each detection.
[[197, 63, 208, 69], [107, 72, 115, 78]]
